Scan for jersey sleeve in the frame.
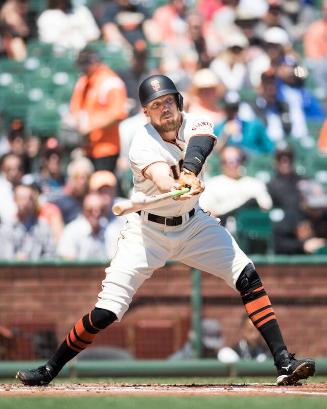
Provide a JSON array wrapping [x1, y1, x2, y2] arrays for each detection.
[[184, 115, 216, 144]]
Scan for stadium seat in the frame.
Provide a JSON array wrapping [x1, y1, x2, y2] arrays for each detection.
[[52, 79, 75, 104], [314, 246, 327, 255], [29, 0, 47, 13], [90, 41, 131, 71], [0, 59, 25, 75], [0, 73, 15, 111], [245, 154, 274, 183], [205, 153, 221, 177], [239, 87, 257, 103], [306, 151, 327, 174], [27, 40, 54, 60], [23, 66, 55, 94], [147, 42, 163, 70], [305, 152, 327, 191], [287, 137, 316, 176], [49, 54, 76, 74], [119, 168, 134, 198], [307, 120, 323, 140], [26, 99, 62, 138], [147, 0, 170, 15], [0, 83, 31, 125], [235, 208, 273, 254]]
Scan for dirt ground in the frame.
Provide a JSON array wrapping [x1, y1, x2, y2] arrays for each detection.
[[1, 383, 327, 397]]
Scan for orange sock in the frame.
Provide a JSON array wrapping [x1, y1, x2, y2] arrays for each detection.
[[66, 313, 100, 353], [243, 286, 276, 329]]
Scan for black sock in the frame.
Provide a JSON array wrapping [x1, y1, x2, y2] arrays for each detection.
[[46, 308, 117, 375], [47, 340, 79, 375], [258, 319, 287, 363]]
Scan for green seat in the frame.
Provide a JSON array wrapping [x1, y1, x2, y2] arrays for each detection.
[[49, 53, 76, 74], [147, 0, 170, 15], [53, 80, 75, 104], [119, 168, 134, 198], [0, 83, 31, 125], [27, 40, 53, 60], [147, 42, 163, 70], [287, 137, 316, 177], [307, 120, 323, 140], [0, 72, 15, 110], [312, 156, 327, 191], [90, 41, 131, 71], [26, 99, 61, 138], [235, 208, 273, 255], [245, 154, 274, 183], [0, 58, 25, 74], [314, 246, 327, 255], [23, 66, 55, 94], [102, 52, 130, 71], [239, 87, 257, 103], [29, 0, 47, 14], [305, 152, 327, 181], [205, 153, 221, 177]]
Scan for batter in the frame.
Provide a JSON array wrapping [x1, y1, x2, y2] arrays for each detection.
[[16, 75, 315, 387]]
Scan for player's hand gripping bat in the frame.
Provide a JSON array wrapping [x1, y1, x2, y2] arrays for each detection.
[[112, 188, 190, 216], [173, 169, 205, 199]]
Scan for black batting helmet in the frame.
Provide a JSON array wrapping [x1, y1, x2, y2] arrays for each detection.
[[138, 75, 183, 110]]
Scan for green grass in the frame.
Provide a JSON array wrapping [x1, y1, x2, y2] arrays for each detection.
[[0, 396, 326, 409]]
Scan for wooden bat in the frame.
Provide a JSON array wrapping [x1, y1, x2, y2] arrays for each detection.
[[112, 188, 190, 216]]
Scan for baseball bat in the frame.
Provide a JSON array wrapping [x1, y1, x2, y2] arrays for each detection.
[[112, 188, 190, 216]]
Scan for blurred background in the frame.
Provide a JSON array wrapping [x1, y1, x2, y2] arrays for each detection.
[[0, 0, 327, 376]]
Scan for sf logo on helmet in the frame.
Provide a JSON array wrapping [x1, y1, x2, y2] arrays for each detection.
[[151, 79, 161, 92]]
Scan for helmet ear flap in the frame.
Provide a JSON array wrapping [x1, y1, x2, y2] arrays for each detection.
[[176, 93, 183, 111]]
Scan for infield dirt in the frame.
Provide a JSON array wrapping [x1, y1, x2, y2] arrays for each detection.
[[1, 382, 327, 397]]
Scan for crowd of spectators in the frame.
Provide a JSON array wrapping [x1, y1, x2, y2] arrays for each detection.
[[0, 0, 327, 260]]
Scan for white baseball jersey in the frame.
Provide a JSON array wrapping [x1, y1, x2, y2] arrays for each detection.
[[128, 112, 213, 216], [96, 112, 252, 320]]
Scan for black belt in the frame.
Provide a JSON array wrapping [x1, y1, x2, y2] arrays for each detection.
[[137, 208, 195, 226]]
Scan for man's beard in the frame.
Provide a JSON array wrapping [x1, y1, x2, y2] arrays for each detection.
[[153, 118, 179, 133]]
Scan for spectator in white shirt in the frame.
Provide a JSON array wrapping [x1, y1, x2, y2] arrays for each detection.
[[0, 183, 56, 260], [200, 145, 272, 227], [57, 192, 109, 260], [210, 31, 251, 92], [37, 0, 100, 51], [0, 152, 23, 223]]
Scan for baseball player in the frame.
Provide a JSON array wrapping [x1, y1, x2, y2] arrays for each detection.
[[16, 75, 315, 386]]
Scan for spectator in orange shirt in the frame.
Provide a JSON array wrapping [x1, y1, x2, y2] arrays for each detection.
[[63, 47, 128, 173], [151, 0, 188, 45], [197, 0, 223, 22], [318, 119, 327, 155], [304, 0, 327, 100]]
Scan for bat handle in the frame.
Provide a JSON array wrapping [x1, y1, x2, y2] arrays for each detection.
[[170, 187, 190, 198]]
